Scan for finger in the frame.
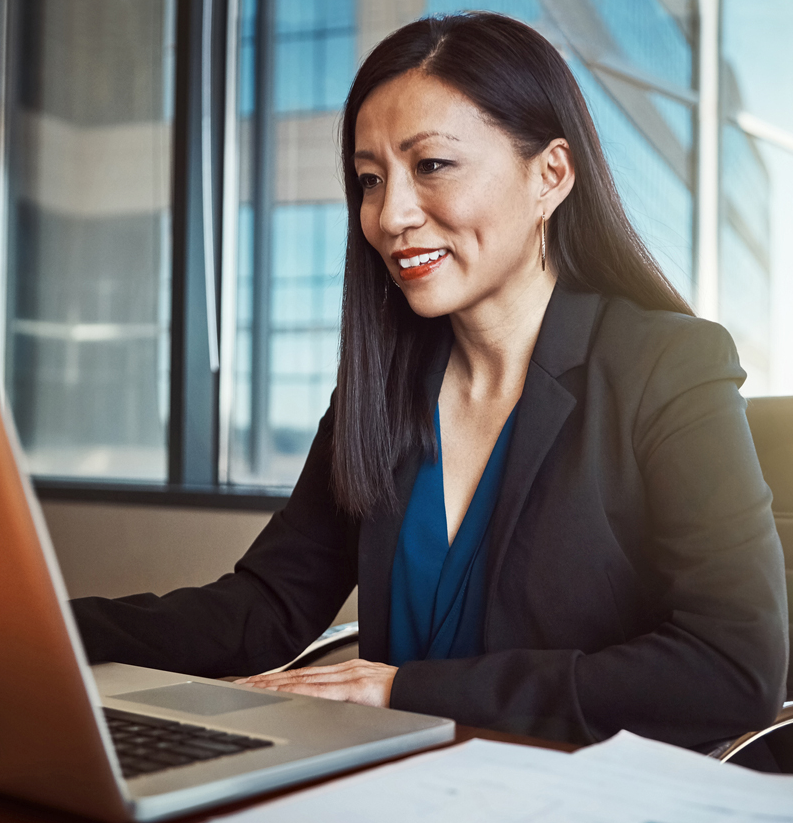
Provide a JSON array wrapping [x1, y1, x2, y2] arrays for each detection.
[[259, 681, 354, 701], [269, 660, 369, 678], [244, 671, 364, 691], [241, 661, 377, 687], [239, 659, 387, 683], [241, 670, 356, 689], [235, 660, 363, 685], [289, 659, 368, 675], [242, 677, 356, 699], [244, 671, 394, 708]]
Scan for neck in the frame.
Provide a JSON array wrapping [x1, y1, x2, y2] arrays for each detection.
[[447, 268, 557, 401]]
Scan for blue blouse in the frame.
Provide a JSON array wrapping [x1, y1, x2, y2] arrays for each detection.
[[388, 402, 519, 667]]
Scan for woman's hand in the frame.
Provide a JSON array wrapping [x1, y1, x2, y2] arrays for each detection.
[[234, 659, 398, 708]]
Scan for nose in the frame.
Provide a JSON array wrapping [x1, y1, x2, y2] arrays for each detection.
[[378, 172, 425, 237]]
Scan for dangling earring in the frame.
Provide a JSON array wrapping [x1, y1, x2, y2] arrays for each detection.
[[540, 212, 546, 272]]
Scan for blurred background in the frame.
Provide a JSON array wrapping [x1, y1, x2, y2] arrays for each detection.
[[0, 0, 791, 605]]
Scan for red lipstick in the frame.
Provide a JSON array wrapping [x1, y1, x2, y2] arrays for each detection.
[[390, 248, 448, 282], [391, 247, 438, 259]]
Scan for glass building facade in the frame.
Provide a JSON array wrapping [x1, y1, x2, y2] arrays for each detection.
[[2, 0, 175, 480], [2, 0, 792, 489], [226, 0, 792, 488]]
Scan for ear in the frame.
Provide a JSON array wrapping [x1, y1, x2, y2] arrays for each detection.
[[538, 138, 575, 216]]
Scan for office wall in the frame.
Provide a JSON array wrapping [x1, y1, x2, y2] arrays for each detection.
[[41, 500, 358, 625]]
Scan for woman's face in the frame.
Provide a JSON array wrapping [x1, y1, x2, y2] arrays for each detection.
[[354, 69, 547, 319]]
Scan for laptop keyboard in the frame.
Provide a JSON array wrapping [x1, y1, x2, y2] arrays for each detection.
[[103, 707, 273, 779]]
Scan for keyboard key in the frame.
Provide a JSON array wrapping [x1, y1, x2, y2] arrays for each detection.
[[239, 738, 274, 749], [119, 757, 164, 776], [167, 744, 221, 761], [147, 751, 194, 767], [186, 739, 244, 754], [102, 707, 273, 778]]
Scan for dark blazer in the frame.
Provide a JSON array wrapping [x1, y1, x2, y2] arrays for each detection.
[[72, 284, 789, 749]]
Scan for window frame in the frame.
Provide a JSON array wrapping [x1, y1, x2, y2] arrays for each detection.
[[25, 0, 291, 510], [7, 0, 791, 509]]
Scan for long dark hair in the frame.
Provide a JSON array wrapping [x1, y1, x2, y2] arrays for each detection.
[[332, 12, 693, 517]]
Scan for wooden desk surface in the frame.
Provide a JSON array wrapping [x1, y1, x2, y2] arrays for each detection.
[[0, 726, 579, 823]]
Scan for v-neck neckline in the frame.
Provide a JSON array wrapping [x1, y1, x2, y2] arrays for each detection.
[[434, 402, 519, 550]]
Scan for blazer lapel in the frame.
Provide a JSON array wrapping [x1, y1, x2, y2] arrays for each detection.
[[483, 285, 603, 635], [358, 287, 603, 661]]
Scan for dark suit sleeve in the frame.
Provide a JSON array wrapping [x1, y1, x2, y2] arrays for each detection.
[[390, 320, 788, 748], [70, 404, 356, 678]]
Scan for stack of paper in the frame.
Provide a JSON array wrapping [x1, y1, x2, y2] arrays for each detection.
[[214, 731, 793, 822]]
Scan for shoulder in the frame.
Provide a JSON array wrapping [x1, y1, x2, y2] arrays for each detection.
[[595, 295, 733, 355], [582, 296, 749, 460], [589, 295, 745, 393]]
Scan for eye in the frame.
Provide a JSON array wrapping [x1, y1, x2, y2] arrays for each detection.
[[357, 173, 380, 190], [417, 159, 449, 174]]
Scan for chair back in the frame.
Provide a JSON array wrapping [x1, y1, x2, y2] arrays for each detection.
[[745, 396, 793, 700]]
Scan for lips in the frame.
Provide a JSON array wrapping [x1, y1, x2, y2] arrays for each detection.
[[390, 247, 448, 281]]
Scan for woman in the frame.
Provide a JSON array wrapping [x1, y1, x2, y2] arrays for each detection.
[[72, 12, 787, 749]]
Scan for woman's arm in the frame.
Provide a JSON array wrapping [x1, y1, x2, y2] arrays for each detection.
[[70, 404, 358, 678]]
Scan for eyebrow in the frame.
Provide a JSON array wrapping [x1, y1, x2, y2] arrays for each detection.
[[399, 131, 459, 152], [353, 131, 460, 162]]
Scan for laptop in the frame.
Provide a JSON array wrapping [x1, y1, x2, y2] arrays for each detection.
[[0, 399, 455, 822]]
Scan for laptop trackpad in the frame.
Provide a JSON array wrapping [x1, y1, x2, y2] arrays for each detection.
[[111, 682, 289, 716]]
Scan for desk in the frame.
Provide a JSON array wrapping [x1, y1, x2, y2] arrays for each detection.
[[0, 726, 579, 823]]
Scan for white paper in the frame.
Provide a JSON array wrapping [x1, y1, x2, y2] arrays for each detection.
[[577, 730, 793, 802], [213, 734, 793, 823]]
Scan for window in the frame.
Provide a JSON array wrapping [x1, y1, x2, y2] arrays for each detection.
[[274, 0, 356, 114], [2, 0, 175, 481], [2, 0, 792, 503], [226, 0, 352, 488], [721, 0, 793, 395]]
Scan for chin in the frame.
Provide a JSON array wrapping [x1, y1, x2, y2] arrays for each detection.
[[402, 290, 460, 319]]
